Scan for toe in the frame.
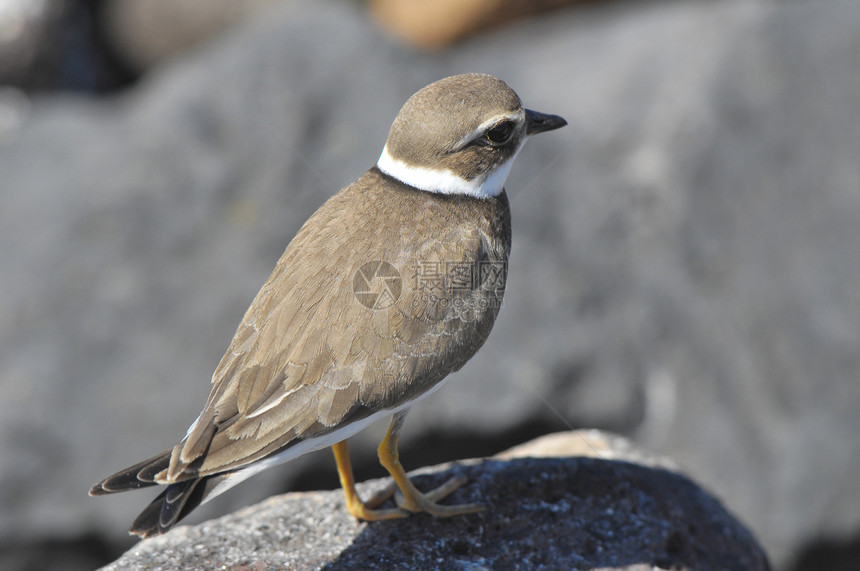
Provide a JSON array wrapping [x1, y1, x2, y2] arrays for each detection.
[[393, 474, 484, 517]]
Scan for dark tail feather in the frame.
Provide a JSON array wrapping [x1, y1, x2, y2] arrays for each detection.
[[89, 450, 172, 496], [130, 479, 201, 538], [129, 474, 230, 538], [92, 449, 229, 537]]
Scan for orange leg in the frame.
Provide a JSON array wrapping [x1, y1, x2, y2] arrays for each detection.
[[331, 440, 407, 521], [372, 410, 483, 517]]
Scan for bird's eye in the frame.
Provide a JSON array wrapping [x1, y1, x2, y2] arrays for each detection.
[[485, 121, 514, 144]]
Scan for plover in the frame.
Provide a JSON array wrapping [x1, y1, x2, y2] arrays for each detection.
[[90, 73, 566, 537]]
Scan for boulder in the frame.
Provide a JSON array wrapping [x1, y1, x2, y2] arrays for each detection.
[[100, 431, 770, 570], [103, 0, 281, 71]]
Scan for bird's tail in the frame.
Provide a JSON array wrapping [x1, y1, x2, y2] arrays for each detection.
[[89, 450, 172, 496], [90, 450, 225, 537], [129, 478, 206, 538]]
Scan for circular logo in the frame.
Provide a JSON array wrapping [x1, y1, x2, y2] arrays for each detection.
[[352, 260, 402, 310]]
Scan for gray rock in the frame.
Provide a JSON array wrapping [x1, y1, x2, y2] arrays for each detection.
[[103, 0, 282, 71], [100, 431, 770, 570], [1, 0, 858, 569]]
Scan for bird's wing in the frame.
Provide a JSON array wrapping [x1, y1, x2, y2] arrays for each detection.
[[162, 178, 507, 483]]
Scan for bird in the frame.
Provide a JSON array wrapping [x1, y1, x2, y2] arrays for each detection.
[[89, 73, 567, 538]]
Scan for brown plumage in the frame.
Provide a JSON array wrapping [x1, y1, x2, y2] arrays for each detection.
[[177, 173, 511, 479], [90, 73, 566, 537]]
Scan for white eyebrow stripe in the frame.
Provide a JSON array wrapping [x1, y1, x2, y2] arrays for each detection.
[[454, 109, 525, 149]]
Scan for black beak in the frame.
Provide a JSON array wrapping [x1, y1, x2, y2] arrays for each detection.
[[525, 109, 567, 136]]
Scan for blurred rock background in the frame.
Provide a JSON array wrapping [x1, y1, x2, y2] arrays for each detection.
[[1, 0, 859, 569]]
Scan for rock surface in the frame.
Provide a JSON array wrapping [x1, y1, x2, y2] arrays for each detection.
[[1, 0, 859, 569], [103, 0, 281, 71], [100, 431, 770, 570]]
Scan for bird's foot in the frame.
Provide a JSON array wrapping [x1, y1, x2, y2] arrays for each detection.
[[366, 473, 484, 517], [343, 490, 409, 521]]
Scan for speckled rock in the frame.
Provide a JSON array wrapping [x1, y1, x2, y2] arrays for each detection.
[[100, 431, 770, 570]]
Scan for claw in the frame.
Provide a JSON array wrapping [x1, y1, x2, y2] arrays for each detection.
[[392, 474, 484, 516]]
